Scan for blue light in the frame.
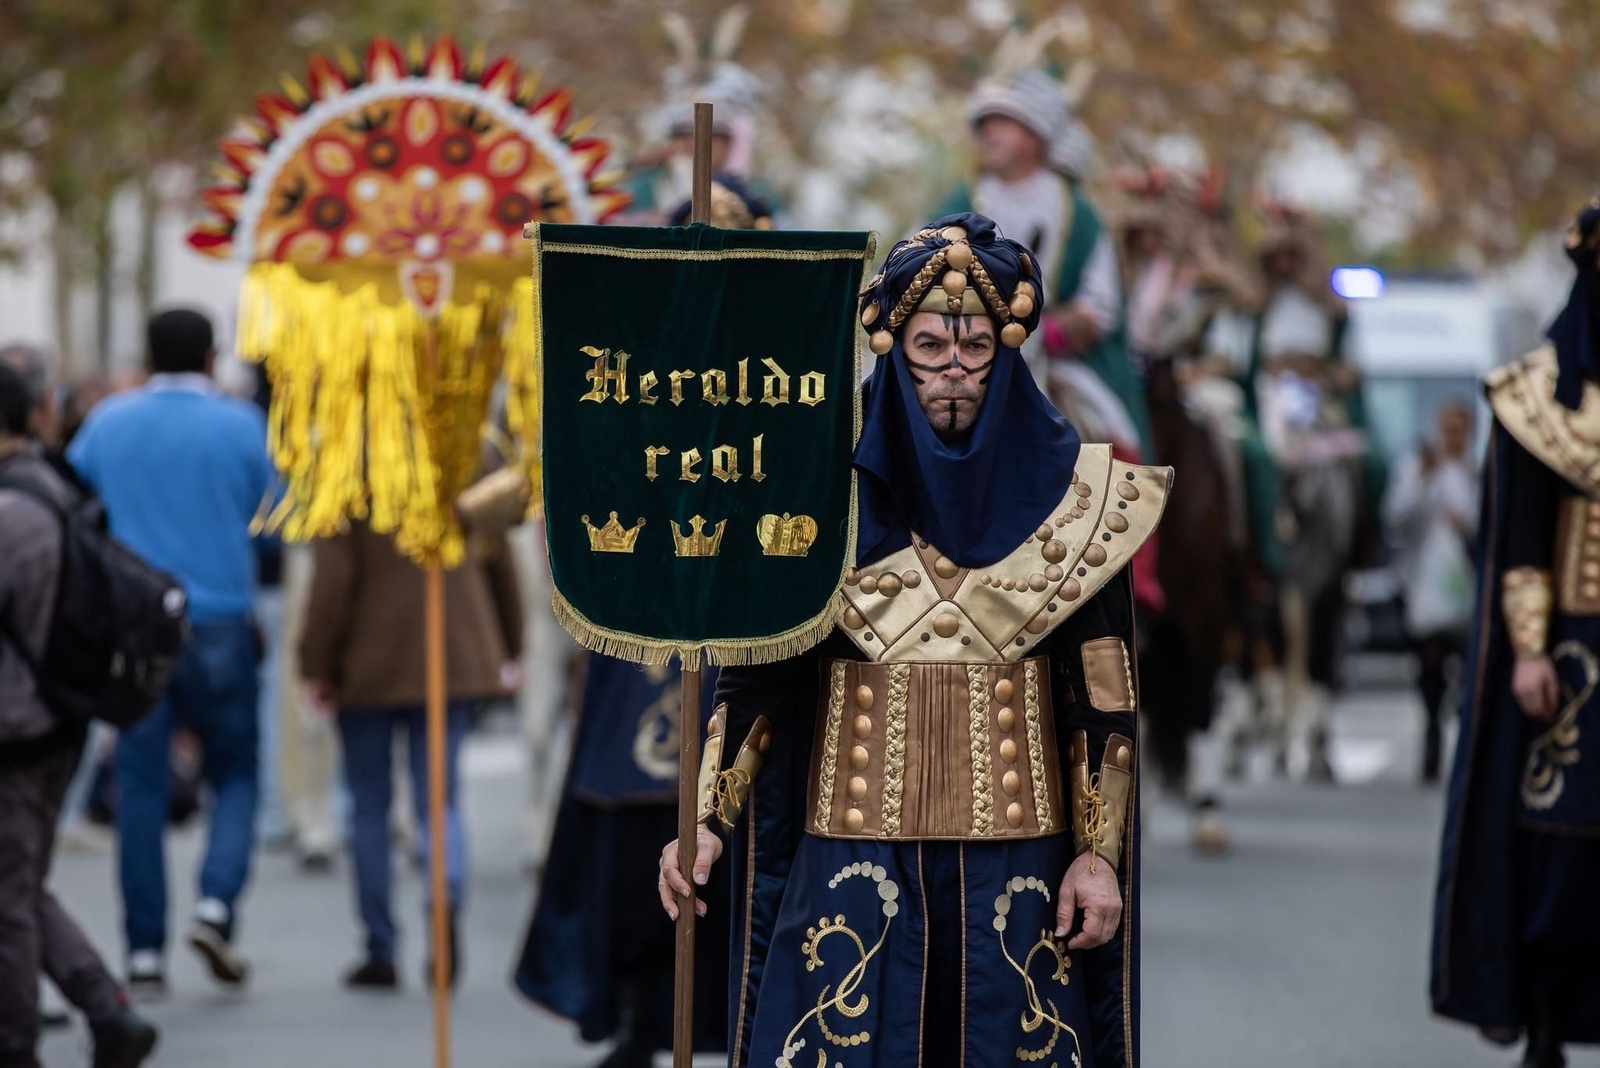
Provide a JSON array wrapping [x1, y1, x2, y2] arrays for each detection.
[[1330, 266, 1386, 300]]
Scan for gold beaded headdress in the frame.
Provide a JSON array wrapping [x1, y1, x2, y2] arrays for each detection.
[[858, 214, 1044, 357]]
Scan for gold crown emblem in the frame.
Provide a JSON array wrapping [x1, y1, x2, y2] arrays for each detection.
[[582, 511, 646, 553], [756, 512, 819, 557], [671, 515, 726, 557]]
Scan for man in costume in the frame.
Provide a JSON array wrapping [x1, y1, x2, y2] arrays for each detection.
[[936, 66, 1150, 462], [1432, 201, 1600, 1068], [517, 659, 724, 1068], [1237, 204, 1377, 780], [659, 213, 1169, 1067]]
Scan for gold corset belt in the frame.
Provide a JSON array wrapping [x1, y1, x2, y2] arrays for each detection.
[[806, 657, 1064, 841]]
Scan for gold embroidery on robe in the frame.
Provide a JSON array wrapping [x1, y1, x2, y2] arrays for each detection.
[[992, 874, 1082, 1066], [1522, 640, 1599, 810], [774, 860, 901, 1067]]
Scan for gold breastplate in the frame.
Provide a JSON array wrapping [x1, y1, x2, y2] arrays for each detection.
[[833, 444, 1171, 662]]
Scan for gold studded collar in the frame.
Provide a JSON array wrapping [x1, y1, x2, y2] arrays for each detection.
[[836, 443, 1173, 662], [1488, 346, 1600, 496]]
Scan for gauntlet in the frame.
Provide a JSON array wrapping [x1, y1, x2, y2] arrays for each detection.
[[696, 707, 772, 831], [1069, 730, 1134, 872], [1503, 567, 1552, 659]]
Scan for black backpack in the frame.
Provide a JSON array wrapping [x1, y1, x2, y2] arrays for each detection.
[[0, 458, 188, 728]]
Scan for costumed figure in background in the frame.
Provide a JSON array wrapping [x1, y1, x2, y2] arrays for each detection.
[[515, 176, 774, 1067], [1235, 200, 1374, 782], [1432, 200, 1600, 1068], [659, 213, 1171, 1067], [617, 6, 773, 226], [517, 659, 725, 1068], [935, 22, 1150, 464], [1111, 169, 1261, 853]]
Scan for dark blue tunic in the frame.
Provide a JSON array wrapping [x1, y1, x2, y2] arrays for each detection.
[[1431, 423, 1600, 1044], [516, 656, 726, 1050]]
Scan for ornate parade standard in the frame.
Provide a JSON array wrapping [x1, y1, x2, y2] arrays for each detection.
[[528, 220, 874, 667], [187, 37, 626, 1068], [189, 35, 628, 565], [531, 107, 872, 1068]]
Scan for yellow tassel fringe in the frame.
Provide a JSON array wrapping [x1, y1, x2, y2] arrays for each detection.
[[239, 262, 534, 566]]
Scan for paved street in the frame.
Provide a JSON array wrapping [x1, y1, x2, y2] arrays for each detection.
[[37, 668, 1585, 1068]]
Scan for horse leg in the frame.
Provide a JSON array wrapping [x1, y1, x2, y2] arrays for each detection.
[[1278, 586, 1310, 779]]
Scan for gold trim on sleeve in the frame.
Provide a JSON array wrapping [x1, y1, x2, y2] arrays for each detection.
[[1071, 731, 1133, 870], [1503, 567, 1554, 659], [702, 715, 771, 831], [695, 707, 728, 825]]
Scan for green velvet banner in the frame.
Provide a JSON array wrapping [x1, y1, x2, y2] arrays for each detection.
[[531, 223, 875, 666]]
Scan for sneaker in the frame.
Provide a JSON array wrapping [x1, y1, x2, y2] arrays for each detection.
[[186, 902, 249, 988], [91, 1007, 159, 1068], [124, 952, 167, 1004], [343, 958, 399, 991]]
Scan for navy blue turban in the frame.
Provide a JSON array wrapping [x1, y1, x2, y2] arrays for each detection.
[[1548, 199, 1600, 411], [852, 212, 1081, 568]]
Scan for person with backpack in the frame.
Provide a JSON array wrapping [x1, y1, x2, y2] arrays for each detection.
[[67, 309, 273, 998], [0, 360, 159, 1068]]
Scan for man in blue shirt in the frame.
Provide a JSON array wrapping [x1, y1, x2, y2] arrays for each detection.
[[68, 308, 271, 998]]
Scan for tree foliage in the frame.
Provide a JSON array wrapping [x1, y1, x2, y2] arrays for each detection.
[[3, 0, 1596, 268]]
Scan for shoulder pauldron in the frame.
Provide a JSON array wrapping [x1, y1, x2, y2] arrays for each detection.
[[1488, 346, 1600, 496], [835, 443, 1172, 662]]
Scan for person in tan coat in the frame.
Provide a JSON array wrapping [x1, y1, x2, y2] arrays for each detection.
[[300, 523, 522, 990]]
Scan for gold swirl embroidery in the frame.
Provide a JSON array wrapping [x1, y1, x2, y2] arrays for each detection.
[[993, 876, 1082, 1066], [816, 662, 847, 833], [881, 665, 911, 836], [631, 688, 679, 781], [968, 666, 994, 836], [775, 860, 900, 1068], [1522, 639, 1598, 810], [1023, 661, 1051, 833]]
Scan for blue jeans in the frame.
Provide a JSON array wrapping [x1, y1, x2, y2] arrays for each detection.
[[116, 621, 260, 953], [336, 705, 469, 964], [253, 586, 290, 841]]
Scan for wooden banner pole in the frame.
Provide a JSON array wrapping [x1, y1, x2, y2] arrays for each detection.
[[672, 99, 716, 1068], [421, 315, 452, 1068], [426, 563, 451, 1068]]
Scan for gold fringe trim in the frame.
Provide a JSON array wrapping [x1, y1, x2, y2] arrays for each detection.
[[551, 586, 844, 670], [540, 240, 873, 262], [239, 262, 531, 566]]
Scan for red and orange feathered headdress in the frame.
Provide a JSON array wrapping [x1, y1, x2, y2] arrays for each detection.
[[189, 36, 627, 564]]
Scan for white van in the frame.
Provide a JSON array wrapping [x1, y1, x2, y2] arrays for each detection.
[[1347, 278, 1542, 458], [1342, 279, 1542, 651]]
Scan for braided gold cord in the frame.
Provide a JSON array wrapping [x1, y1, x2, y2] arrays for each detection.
[[967, 666, 995, 836], [1023, 661, 1051, 833], [815, 662, 848, 833], [1083, 773, 1107, 875], [880, 665, 911, 836], [967, 257, 1014, 322], [887, 249, 949, 330], [710, 767, 753, 831]]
